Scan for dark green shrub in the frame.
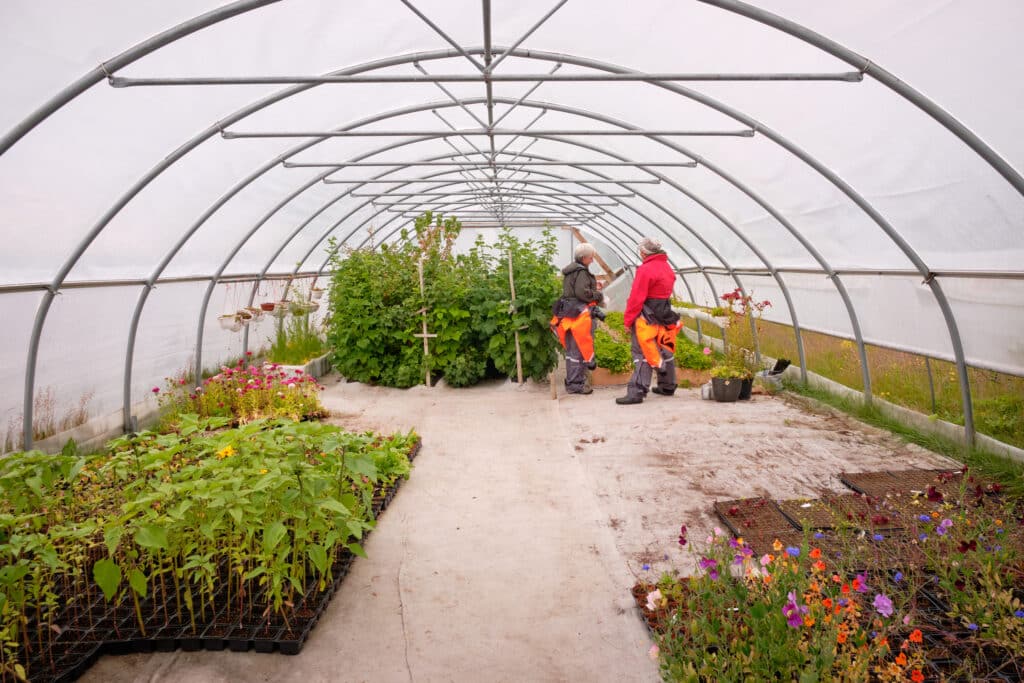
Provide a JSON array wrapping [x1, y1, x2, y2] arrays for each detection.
[[594, 327, 632, 373]]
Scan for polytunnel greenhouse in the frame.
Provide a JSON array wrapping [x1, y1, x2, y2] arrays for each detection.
[[1, 1, 1023, 681]]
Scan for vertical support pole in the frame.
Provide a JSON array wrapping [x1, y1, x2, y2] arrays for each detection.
[[925, 356, 937, 415], [417, 257, 432, 387], [508, 251, 524, 384]]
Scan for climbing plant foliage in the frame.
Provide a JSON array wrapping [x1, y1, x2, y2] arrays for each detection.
[[326, 213, 561, 388]]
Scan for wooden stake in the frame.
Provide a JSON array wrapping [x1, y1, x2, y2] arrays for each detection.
[[508, 251, 524, 385], [417, 257, 432, 387]]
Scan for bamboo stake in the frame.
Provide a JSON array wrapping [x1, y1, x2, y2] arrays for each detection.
[[508, 251, 524, 384]]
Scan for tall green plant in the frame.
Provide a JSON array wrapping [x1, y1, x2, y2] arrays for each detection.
[[326, 214, 561, 387]]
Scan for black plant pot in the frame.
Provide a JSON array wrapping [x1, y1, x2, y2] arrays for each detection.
[[712, 377, 742, 402], [738, 377, 753, 400]]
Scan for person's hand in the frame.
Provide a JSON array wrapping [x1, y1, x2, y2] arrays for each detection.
[[596, 281, 604, 290]]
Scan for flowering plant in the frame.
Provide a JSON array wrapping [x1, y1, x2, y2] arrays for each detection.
[[154, 354, 324, 430], [642, 528, 929, 681]]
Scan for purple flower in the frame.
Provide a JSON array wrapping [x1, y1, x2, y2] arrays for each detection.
[[967, 623, 979, 631], [873, 533, 884, 541], [873, 593, 894, 618], [729, 538, 739, 549], [733, 554, 745, 565], [1014, 610, 1024, 618], [893, 571, 903, 583], [838, 598, 849, 607], [855, 573, 870, 593], [785, 546, 800, 557], [919, 533, 928, 542], [782, 591, 809, 628], [709, 569, 719, 580], [642, 564, 650, 571], [813, 532, 824, 539], [699, 557, 718, 572], [918, 514, 931, 522]]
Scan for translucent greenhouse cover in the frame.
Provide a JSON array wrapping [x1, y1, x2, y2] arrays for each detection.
[[1, 0, 1022, 449]]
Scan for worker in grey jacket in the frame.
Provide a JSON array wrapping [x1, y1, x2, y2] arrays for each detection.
[[551, 243, 605, 394]]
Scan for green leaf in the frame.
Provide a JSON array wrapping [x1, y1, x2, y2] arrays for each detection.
[[128, 568, 148, 598], [750, 603, 768, 620], [263, 521, 287, 554], [93, 559, 121, 601], [307, 544, 329, 575], [134, 524, 169, 551], [347, 542, 367, 559]]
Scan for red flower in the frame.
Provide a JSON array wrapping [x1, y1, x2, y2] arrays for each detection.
[[909, 629, 922, 643], [911, 670, 924, 683], [926, 486, 944, 502], [957, 540, 977, 553]]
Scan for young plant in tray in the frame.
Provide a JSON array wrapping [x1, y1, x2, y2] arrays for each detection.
[[0, 417, 417, 680]]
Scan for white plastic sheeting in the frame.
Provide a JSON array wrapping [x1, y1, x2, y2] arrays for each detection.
[[1, 0, 1022, 447]]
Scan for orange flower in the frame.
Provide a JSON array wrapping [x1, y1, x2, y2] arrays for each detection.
[[852, 577, 862, 591], [736, 537, 745, 546], [909, 629, 923, 644], [804, 616, 815, 628], [809, 581, 820, 592], [895, 652, 907, 666], [809, 547, 822, 559], [837, 631, 848, 644], [931, 511, 940, 519], [822, 598, 833, 609], [911, 670, 924, 683], [832, 574, 842, 583], [813, 560, 826, 572], [772, 538, 783, 552], [841, 584, 851, 594]]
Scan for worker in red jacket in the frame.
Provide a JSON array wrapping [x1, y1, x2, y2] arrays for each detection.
[[617, 238, 681, 405]]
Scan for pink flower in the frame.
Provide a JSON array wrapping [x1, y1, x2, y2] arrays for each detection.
[[648, 644, 659, 660], [703, 347, 712, 355], [151, 387, 160, 394], [645, 589, 662, 611]]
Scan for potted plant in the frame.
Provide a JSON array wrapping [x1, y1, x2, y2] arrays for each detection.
[[709, 364, 745, 402], [218, 314, 242, 332], [310, 287, 325, 301], [259, 302, 276, 312]]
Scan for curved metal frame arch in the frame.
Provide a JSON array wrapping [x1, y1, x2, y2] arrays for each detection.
[[8, 10, 1012, 444]]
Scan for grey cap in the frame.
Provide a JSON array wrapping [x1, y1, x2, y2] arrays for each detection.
[[638, 237, 664, 255]]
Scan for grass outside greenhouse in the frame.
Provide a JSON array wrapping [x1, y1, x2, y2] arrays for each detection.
[[683, 316, 1024, 450]]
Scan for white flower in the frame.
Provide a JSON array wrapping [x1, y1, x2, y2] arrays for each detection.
[[645, 589, 662, 611]]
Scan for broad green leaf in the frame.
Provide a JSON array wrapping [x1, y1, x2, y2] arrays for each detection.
[[347, 542, 367, 559], [263, 521, 287, 554], [307, 544, 328, 575], [93, 559, 121, 601], [134, 524, 169, 551], [128, 568, 148, 598]]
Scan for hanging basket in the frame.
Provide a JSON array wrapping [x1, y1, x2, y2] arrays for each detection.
[[218, 314, 240, 331], [244, 306, 264, 321], [306, 301, 320, 312], [310, 287, 325, 300], [259, 302, 276, 312], [271, 301, 290, 318], [289, 300, 311, 316]]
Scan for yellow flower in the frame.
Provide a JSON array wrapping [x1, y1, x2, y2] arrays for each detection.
[[259, 468, 268, 474], [772, 538, 783, 552], [216, 445, 235, 459]]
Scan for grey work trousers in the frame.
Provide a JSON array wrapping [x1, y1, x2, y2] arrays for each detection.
[[626, 323, 677, 400], [564, 317, 597, 393]]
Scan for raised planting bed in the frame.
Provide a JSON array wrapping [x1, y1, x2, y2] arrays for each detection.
[[1, 421, 420, 683], [713, 498, 797, 538]]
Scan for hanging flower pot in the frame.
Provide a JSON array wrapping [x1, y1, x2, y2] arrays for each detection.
[[310, 287, 324, 300], [306, 301, 320, 312], [289, 300, 310, 316], [218, 314, 239, 331], [271, 301, 290, 318], [244, 306, 264, 321], [259, 302, 276, 312], [237, 310, 254, 326]]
